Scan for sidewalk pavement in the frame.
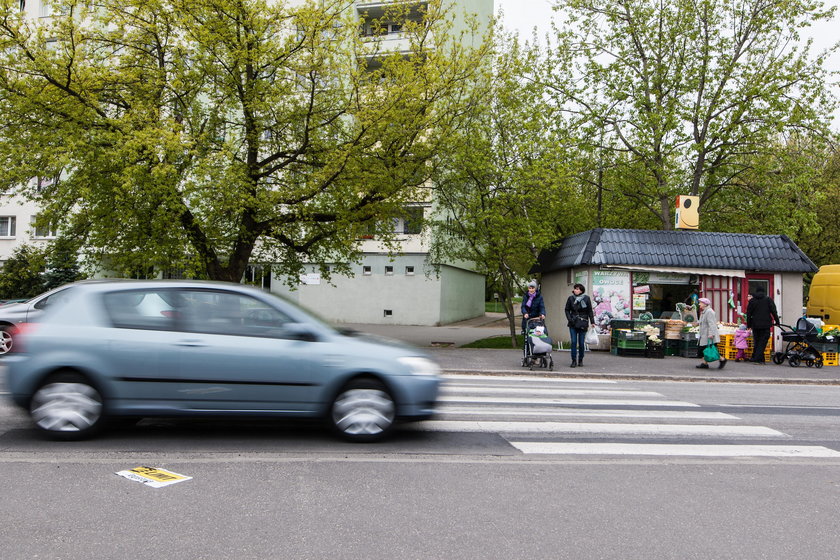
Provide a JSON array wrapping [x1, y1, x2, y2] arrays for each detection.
[[341, 314, 840, 385]]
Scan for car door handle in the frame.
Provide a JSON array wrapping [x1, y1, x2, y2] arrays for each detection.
[[175, 339, 207, 348]]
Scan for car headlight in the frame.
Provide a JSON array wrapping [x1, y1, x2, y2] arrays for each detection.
[[397, 356, 441, 376]]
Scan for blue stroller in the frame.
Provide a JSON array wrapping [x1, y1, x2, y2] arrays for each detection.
[[521, 318, 554, 370]]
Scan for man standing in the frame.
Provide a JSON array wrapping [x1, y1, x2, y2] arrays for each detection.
[[746, 287, 780, 364]]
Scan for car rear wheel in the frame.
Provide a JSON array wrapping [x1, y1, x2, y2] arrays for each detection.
[[330, 379, 395, 443], [29, 373, 104, 440]]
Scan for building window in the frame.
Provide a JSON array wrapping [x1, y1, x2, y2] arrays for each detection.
[[31, 215, 58, 238], [384, 309, 392, 317], [405, 266, 415, 276], [0, 217, 16, 237], [385, 265, 393, 275], [393, 206, 424, 234], [39, 0, 68, 17], [363, 265, 372, 275]]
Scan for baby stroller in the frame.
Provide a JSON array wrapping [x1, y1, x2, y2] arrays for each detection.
[[773, 318, 823, 368], [521, 318, 554, 370]]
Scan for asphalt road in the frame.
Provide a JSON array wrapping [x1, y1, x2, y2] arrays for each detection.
[[3, 374, 840, 559]]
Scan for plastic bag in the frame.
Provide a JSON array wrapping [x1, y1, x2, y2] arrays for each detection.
[[703, 340, 720, 362], [585, 327, 599, 346]]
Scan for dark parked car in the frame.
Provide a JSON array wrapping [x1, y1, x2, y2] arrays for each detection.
[[4, 280, 441, 442], [0, 286, 76, 354]]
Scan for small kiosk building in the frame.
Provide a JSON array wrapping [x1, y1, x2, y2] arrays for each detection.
[[534, 229, 818, 352]]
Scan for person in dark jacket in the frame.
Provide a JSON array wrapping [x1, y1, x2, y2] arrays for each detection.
[[746, 287, 780, 364], [521, 280, 546, 334], [565, 283, 595, 368]]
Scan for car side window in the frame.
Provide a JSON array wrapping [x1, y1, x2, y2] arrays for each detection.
[[102, 289, 178, 331], [34, 288, 72, 310], [179, 290, 293, 337]]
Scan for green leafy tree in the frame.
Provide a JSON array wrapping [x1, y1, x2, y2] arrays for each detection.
[[0, 0, 491, 283], [783, 138, 840, 268], [42, 236, 85, 290], [0, 244, 47, 299], [545, 0, 837, 229], [429, 33, 588, 345]]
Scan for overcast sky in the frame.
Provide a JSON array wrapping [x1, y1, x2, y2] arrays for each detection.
[[495, 0, 840, 128]]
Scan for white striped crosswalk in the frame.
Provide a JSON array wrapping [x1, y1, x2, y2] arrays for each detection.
[[428, 374, 840, 459]]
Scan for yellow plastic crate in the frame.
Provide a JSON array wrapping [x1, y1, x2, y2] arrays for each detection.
[[744, 347, 773, 360], [822, 352, 839, 367]]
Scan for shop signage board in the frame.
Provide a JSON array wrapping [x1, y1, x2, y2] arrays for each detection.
[[633, 272, 690, 285], [592, 270, 631, 321]]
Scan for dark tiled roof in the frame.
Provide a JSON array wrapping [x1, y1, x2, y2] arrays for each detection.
[[535, 229, 817, 273]]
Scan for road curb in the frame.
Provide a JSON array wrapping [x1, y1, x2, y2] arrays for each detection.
[[442, 369, 840, 385]]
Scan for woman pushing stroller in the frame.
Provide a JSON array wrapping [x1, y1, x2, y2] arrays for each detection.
[[521, 280, 546, 333], [521, 280, 552, 369]]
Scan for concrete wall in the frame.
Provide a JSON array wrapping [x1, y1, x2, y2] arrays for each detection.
[[540, 267, 585, 343], [439, 264, 486, 324], [773, 272, 806, 352], [273, 255, 483, 326]]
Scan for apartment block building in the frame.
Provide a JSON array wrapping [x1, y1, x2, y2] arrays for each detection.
[[1, 0, 494, 326]]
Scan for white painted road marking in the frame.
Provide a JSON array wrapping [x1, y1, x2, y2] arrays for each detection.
[[442, 374, 616, 384], [441, 386, 665, 397], [437, 396, 701, 407], [510, 443, 840, 458], [438, 407, 740, 420], [419, 421, 784, 437]]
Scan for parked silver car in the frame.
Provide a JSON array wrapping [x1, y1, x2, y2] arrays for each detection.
[[0, 285, 76, 354], [4, 280, 441, 442]]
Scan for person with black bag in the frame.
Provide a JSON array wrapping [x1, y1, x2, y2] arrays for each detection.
[[746, 287, 779, 365], [565, 283, 595, 368]]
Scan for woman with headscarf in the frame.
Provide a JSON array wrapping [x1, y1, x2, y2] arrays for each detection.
[[521, 280, 546, 334], [564, 283, 595, 368], [696, 297, 727, 369]]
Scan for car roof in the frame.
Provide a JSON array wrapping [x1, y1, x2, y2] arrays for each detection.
[[64, 279, 262, 294]]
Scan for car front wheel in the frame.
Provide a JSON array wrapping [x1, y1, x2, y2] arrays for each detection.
[[330, 379, 395, 443], [29, 373, 104, 440], [0, 327, 13, 355]]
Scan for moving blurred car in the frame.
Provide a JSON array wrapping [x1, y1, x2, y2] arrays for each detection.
[[0, 286, 76, 355], [4, 280, 440, 442]]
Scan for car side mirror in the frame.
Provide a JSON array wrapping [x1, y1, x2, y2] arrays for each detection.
[[282, 323, 319, 342]]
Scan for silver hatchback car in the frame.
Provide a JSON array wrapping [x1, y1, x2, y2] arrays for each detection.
[[4, 280, 440, 442]]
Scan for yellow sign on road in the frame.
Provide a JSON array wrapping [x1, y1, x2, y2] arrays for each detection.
[[116, 466, 192, 488]]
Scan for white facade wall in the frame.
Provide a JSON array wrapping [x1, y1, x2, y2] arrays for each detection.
[[273, 255, 483, 326], [0, 195, 56, 263]]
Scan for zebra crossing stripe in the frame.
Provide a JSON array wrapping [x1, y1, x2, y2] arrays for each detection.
[[442, 374, 616, 383], [437, 396, 700, 407], [438, 407, 739, 420], [441, 387, 664, 397], [419, 421, 784, 436], [510, 443, 840, 458]]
